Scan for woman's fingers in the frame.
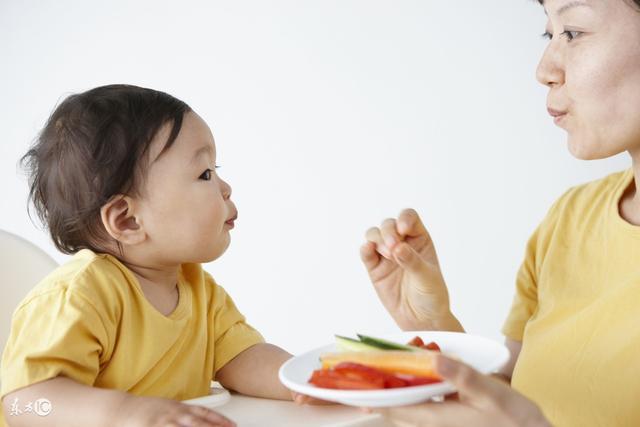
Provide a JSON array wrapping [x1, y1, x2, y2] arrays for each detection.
[[376, 357, 551, 427], [365, 210, 432, 261], [365, 227, 392, 259], [391, 242, 444, 287], [397, 208, 430, 239], [377, 401, 480, 427], [435, 355, 514, 409], [360, 241, 382, 271], [391, 242, 423, 272], [380, 218, 401, 249], [436, 355, 552, 425]]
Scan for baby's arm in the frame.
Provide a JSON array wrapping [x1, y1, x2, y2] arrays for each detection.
[[215, 343, 293, 400], [2, 376, 234, 427]]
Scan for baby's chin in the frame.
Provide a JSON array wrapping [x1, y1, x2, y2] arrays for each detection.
[[201, 236, 231, 263]]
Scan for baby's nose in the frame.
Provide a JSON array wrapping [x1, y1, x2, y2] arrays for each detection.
[[221, 180, 232, 199]]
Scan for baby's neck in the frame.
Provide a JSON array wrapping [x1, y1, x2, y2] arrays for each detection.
[[120, 258, 180, 294], [120, 259, 182, 316]]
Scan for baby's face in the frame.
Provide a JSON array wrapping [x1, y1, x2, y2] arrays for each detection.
[[136, 112, 236, 264]]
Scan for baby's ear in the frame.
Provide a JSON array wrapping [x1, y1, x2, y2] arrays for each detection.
[[100, 195, 146, 245]]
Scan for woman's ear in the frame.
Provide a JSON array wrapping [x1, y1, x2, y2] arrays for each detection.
[[100, 195, 146, 246]]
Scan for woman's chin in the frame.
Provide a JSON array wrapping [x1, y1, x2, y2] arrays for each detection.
[[567, 137, 620, 161]]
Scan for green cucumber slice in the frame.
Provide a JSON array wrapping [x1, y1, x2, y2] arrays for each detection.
[[335, 335, 380, 352], [356, 334, 421, 352]]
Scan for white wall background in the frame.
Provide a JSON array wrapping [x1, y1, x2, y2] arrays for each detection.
[[0, 0, 630, 354]]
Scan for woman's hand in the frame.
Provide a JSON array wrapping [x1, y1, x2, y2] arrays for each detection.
[[376, 356, 551, 427], [116, 394, 235, 427], [361, 209, 463, 331]]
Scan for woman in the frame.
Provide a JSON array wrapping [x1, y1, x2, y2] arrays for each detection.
[[362, 0, 640, 426]]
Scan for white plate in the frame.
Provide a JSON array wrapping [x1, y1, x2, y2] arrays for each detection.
[[279, 331, 509, 408]]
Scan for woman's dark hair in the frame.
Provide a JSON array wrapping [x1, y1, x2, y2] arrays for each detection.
[[21, 84, 192, 255], [537, 0, 640, 8]]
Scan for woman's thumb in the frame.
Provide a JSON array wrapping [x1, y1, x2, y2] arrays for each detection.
[[393, 242, 429, 275], [435, 355, 502, 404]]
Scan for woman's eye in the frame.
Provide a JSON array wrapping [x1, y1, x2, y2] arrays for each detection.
[[562, 30, 581, 41], [199, 169, 213, 181], [540, 30, 582, 42]]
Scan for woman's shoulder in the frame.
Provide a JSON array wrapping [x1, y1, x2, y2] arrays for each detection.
[[532, 169, 632, 238], [548, 168, 629, 214], [564, 168, 628, 199]]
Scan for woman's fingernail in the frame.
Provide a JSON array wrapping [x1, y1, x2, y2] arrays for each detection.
[[384, 235, 397, 248]]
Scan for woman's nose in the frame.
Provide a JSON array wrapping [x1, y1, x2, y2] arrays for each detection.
[[536, 42, 565, 88]]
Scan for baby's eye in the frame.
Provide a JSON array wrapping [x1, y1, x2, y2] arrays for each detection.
[[198, 165, 221, 181], [199, 169, 213, 181], [541, 31, 552, 40]]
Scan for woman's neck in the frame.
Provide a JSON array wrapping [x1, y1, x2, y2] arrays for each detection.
[[619, 150, 640, 226]]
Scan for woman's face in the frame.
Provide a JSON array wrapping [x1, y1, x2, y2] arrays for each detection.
[[537, 0, 640, 160]]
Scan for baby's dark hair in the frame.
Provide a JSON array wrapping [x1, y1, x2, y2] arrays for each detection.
[[21, 84, 192, 254]]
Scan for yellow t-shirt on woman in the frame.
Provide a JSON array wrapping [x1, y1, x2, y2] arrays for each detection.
[[0, 249, 264, 426], [503, 168, 640, 427]]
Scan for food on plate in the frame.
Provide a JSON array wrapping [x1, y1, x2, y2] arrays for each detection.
[[321, 350, 438, 377], [308, 334, 443, 390], [407, 335, 441, 352]]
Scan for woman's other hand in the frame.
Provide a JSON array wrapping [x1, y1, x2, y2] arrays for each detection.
[[361, 208, 463, 331], [376, 355, 550, 427]]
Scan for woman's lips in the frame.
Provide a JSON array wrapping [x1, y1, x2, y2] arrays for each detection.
[[547, 107, 568, 125]]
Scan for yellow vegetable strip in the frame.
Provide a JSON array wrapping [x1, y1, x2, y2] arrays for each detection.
[[320, 350, 441, 379]]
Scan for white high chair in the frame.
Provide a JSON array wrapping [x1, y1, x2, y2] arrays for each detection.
[[0, 230, 57, 366]]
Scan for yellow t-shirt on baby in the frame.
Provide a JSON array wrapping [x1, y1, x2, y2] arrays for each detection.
[[503, 168, 640, 427], [0, 249, 264, 426]]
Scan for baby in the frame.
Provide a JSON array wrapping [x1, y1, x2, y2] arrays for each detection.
[[0, 84, 298, 427]]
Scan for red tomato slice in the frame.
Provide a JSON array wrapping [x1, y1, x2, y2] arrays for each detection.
[[422, 341, 441, 352], [334, 362, 412, 388], [309, 368, 384, 389], [383, 375, 409, 388], [407, 336, 425, 347], [397, 374, 443, 386], [308, 362, 442, 390], [333, 362, 386, 381]]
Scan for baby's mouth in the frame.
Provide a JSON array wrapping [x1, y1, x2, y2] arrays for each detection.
[[225, 214, 237, 228]]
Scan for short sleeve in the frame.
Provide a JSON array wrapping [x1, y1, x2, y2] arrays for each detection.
[[501, 192, 568, 341], [501, 227, 540, 341], [209, 280, 265, 376], [0, 287, 108, 398]]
